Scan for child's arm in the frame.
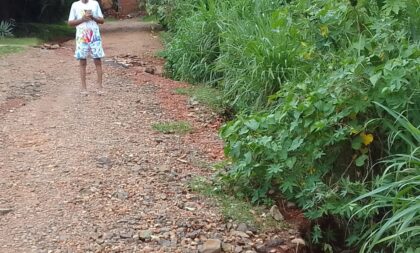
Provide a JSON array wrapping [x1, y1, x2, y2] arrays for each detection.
[[92, 1, 105, 24], [68, 14, 91, 27], [92, 16, 104, 24]]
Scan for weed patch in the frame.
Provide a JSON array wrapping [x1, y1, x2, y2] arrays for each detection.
[[152, 121, 192, 134], [174, 85, 224, 113], [140, 15, 158, 23]]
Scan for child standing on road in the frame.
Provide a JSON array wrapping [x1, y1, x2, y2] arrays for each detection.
[[68, 0, 105, 95]]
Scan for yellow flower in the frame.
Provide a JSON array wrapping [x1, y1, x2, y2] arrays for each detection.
[[360, 132, 374, 145], [307, 167, 316, 174], [380, 52, 385, 61], [320, 25, 329, 37], [303, 52, 313, 60]]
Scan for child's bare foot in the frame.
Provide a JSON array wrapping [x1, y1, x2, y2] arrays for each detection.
[[96, 83, 104, 95], [95, 88, 105, 96], [80, 90, 89, 96]]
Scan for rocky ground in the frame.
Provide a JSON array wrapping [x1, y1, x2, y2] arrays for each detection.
[[0, 21, 305, 253]]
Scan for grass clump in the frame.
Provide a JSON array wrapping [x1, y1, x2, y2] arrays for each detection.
[[152, 121, 192, 134], [174, 85, 224, 113], [140, 15, 158, 23], [0, 46, 24, 56], [347, 104, 420, 253], [105, 17, 119, 23], [0, 37, 40, 45]]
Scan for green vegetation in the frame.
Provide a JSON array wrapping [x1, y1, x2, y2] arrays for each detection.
[[0, 46, 25, 56], [1, 0, 74, 23], [0, 37, 40, 46], [1, 2, 75, 56], [174, 85, 224, 113], [149, 0, 420, 251], [145, 0, 175, 27], [140, 15, 159, 23], [152, 121, 193, 134], [348, 103, 420, 252], [105, 17, 119, 23], [14, 23, 74, 42], [0, 22, 73, 56], [189, 176, 287, 231], [0, 38, 40, 56]]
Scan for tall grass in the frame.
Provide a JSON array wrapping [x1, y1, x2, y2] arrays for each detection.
[[216, 1, 306, 110], [162, 0, 221, 84], [350, 103, 420, 252]]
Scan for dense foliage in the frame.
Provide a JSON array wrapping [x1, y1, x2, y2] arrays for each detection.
[[0, 0, 74, 23], [149, 0, 420, 251], [0, 0, 85, 42]]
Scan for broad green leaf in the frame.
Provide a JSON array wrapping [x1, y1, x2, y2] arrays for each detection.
[[383, 0, 407, 15], [355, 154, 368, 167], [286, 157, 297, 169], [239, 126, 249, 135], [352, 136, 363, 150], [280, 180, 297, 194], [244, 151, 252, 164], [369, 72, 382, 86], [245, 119, 260, 131], [353, 36, 366, 51], [288, 137, 304, 151], [268, 164, 282, 174]]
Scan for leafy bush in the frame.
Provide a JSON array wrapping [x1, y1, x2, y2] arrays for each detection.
[[219, 0, 419, 250], [146, 0, 194, 30], [0, 20, 15, 38], [157, 0, 420, 251], [145, 0, 170, 26]]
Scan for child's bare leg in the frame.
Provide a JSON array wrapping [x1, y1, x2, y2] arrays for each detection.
[[79, 59, 87, 91], [94, 58, 103, 89]]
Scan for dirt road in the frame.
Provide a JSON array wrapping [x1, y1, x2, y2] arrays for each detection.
[[0, 21, 298, 253]]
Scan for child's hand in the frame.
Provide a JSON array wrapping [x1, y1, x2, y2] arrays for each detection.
[[82, 14, 91, 21], [82, 10, 93, 21]]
